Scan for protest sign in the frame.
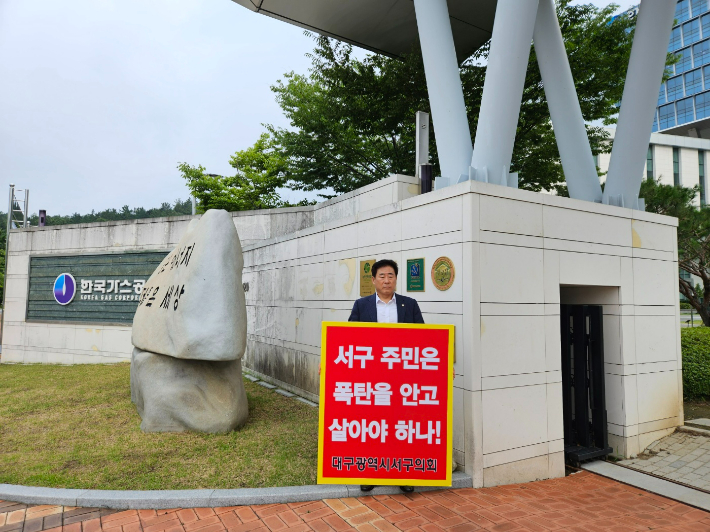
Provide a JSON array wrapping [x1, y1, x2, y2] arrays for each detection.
[[318, 322, 454, 486]]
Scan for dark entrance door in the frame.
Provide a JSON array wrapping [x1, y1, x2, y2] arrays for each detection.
[[560, 304, 613, 466]]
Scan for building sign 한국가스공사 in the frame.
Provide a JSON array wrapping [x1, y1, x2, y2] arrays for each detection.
[[318, 322, 454, 486], [27, 251, 168, 324]]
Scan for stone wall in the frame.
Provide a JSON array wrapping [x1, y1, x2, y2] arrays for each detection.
[[1, 172, 682, 488], [240, 178, 681, 487], [1, 175, 418, 365]]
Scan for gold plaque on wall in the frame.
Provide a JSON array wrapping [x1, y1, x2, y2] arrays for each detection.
[[359, 259, 376, 297], [431, 256, 455, 291]]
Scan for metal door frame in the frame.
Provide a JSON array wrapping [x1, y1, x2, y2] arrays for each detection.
[[560, 304, 612, 466]]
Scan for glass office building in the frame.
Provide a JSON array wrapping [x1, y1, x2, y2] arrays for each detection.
[[653, 0, 710, 136]]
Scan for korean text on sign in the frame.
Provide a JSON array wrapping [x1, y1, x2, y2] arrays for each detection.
[[318, 322, 454, 487]]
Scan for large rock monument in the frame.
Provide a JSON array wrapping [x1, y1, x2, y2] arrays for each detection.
[[130, 209, 249, 433]]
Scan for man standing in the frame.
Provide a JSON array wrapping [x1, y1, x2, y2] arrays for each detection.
[[349, 259, 424, 325], [348, 259, 424, 493]]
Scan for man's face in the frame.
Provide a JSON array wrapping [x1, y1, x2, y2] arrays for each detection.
[[373, 265, 397, 298]]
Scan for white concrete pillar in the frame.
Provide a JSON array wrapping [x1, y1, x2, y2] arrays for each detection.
[[412, 0, 472, 183], [470, 0, 539, 185], [603, 0, 676, 207], [533, 0, 602, 203]]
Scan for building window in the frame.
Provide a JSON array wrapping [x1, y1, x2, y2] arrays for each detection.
[[684, 19, 701, 46], [676, 48, 693, 74], [647, 146, 654, 181], [681, 268, 693, 284], [678, 97, 695, 124], [670, 27, 683, 52], [674, 147, 681, 186], [700, 151, 707, 205], [667, 75, 684, 101], [686, 68, 703, 95], [677, 0, 691, 24], [694, 0, 710, 18], [653, 112, 659, 132], [693, 40, 710, 67], [697, 92, 710, 118], [659, 83, 667, 105], [660, 103, 677, 129]]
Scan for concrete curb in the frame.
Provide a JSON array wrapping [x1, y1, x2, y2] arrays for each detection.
[[0, 472, 472, 510], [582, 460, 710, 512]]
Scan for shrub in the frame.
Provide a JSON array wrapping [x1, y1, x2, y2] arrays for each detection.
[[682, 327, 710, 400], [680, 302, 692, 310]]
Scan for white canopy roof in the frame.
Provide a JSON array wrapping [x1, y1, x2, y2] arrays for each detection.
[[230, 0, 497, 63]]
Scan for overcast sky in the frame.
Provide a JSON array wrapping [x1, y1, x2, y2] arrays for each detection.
[[0, 0, 638, 217]]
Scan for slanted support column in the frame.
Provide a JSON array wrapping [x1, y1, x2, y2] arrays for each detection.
[[470, 0, 539, 186], [533, 0, 602, 203], [603, 0, 676, 208], [412, 0, 472, 186]]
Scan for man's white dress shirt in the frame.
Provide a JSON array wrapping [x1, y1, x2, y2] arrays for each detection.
[[375, 292, 398, 323]]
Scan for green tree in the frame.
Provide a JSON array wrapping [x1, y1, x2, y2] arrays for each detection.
[[641, 179, 710, 326], [258, 0, 637, 197], [26, 199, 194, 226], [178, 133, 302, 211]]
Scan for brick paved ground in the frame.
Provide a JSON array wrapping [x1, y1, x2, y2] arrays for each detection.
[[620, 431, 710, 491], [2, 471, 710, 532]]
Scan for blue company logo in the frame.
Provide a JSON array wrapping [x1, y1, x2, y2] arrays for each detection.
[[53, 273, 77, 305]]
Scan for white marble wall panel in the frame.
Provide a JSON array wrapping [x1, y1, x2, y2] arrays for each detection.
[[480, 244, 544, 304], [357, 212, 402, 248], [631, 220, 676, 252], [637, 370, 680, 425], [422, 312, 463, 376], [297, 232, 325, 260], [323, 258, 358, 301], [401, 243, 463, 302], [324, 223, 358, 255], [480, 196, 543, 237], [53, 227, 84, 251], [634, 315, 680, 364], [296, 262, 325, 302], [74, 327, 103, 352], [543, 207, 631, 247], [544, 315, 562, 375], [401, 196, 463, 241], [6, 254, 29, 276], [558, 252, 621, 287], [480, 315, 546, 378], [8, 231, 31, 252], [547, 382, 564, 443], [482, 384, 548, 454], [632, 258, 678, 306], [49, 325, 77, 351], [5, 276, 28, 300]]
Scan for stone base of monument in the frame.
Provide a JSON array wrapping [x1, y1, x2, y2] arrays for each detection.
[[130, 347, 249, 433]]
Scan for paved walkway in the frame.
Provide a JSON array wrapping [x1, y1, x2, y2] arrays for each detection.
[[619, 430, 710, 491], [3, 472, 710, 532]]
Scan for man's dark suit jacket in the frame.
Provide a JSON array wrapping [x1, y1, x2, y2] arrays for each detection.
[[348, 293, 425, 324]]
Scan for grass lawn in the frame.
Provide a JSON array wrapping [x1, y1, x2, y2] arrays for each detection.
[[0, 363, 319, 490]]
